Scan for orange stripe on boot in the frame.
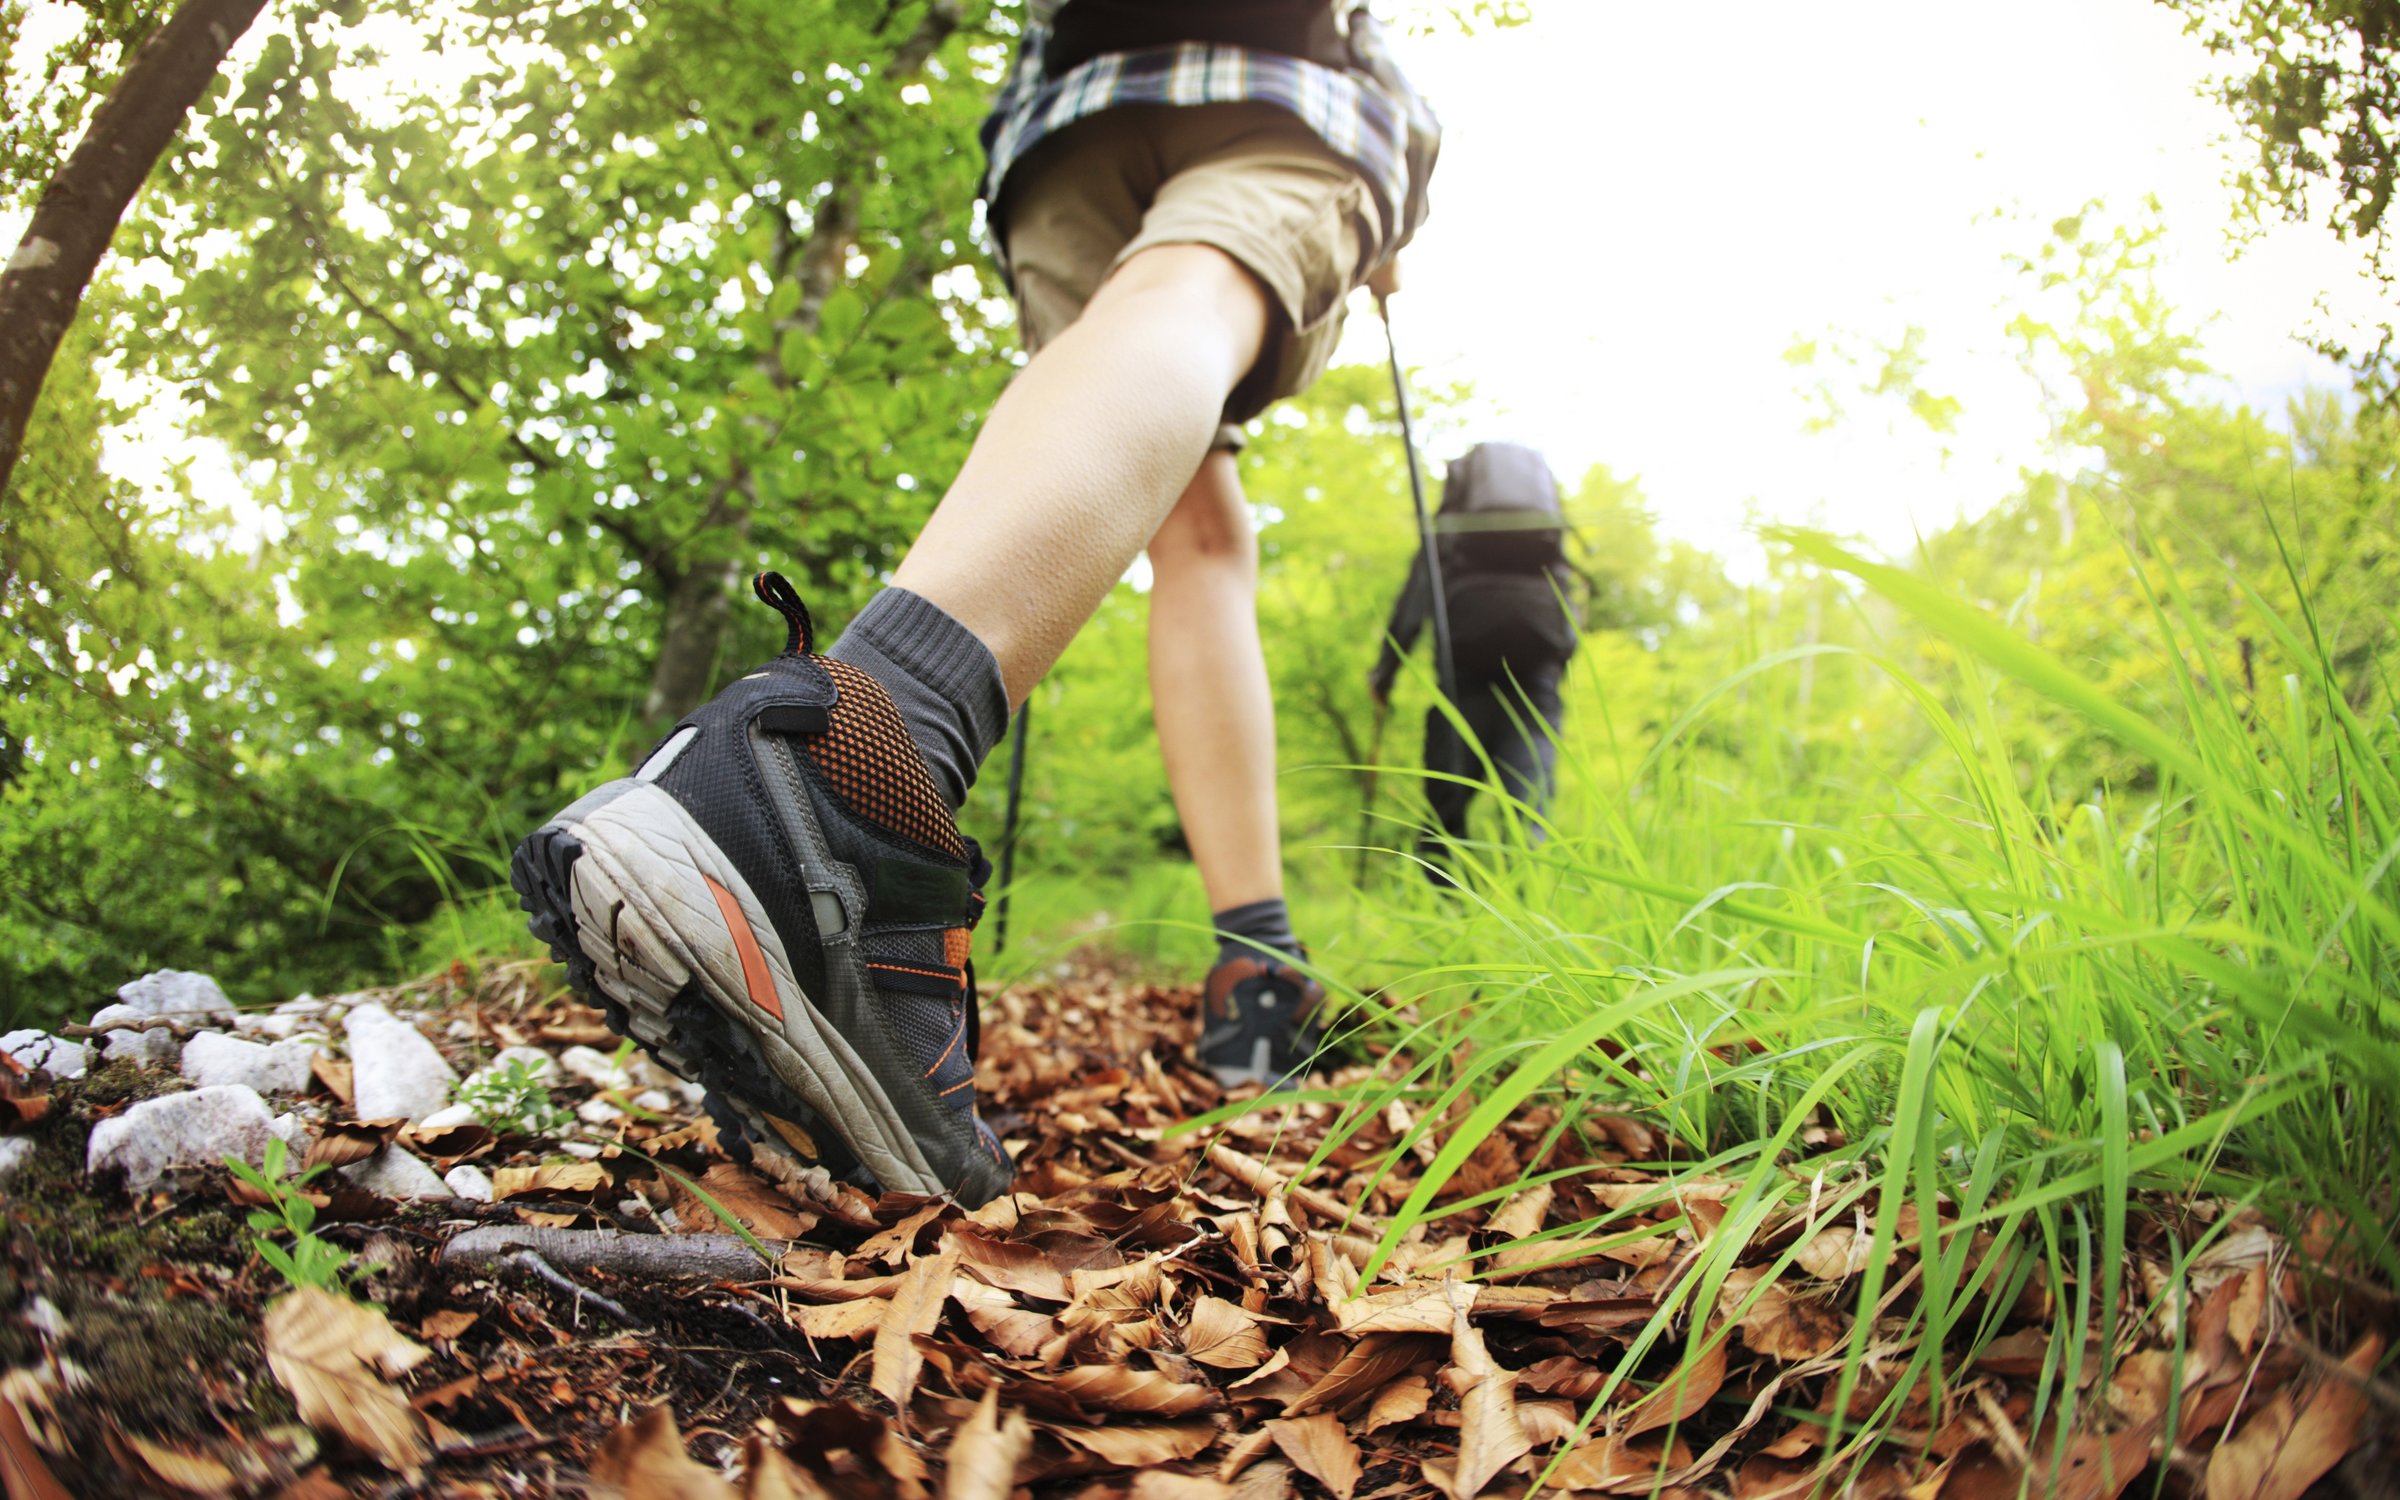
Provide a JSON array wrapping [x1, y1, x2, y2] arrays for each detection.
[[703, 874, 785, 1021]]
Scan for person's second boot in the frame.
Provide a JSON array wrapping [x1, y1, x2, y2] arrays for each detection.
[[1197, 952, 1326, 1090], [510, 572, 1014, 1207]]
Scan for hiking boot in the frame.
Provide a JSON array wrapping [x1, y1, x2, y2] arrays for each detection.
[[510, 572, 1014, 1207], [1197, 953, 1327, 1089]]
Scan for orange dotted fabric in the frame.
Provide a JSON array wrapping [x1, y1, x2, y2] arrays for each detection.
[[942, 926, 972, 971], [813, 659, 967, 861]]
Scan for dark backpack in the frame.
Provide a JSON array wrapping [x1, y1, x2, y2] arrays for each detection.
[[1438, 441, 1565, 573], [1044, 0, 1354, 76]]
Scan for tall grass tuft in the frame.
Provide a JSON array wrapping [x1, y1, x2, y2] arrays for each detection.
[[1291, 525, 2396, 1476]]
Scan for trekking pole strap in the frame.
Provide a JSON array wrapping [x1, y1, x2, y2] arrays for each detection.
[[1377, 292, 1457, 703]]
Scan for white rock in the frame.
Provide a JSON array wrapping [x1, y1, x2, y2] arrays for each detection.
[[417, 1103, 481, 1132], [632, 1089, 674, 1114], [275, 994, 331, 1018], [113, 970, 236, 1026], [339, 1147, 454, 1200], [1, 1030, 88, 1081], [344, 1004, 455, 1123], [575, 1097, 624, 1125], [180, 1032, 321, 1096], [442, 1165, 494, 1202], [89, 1003, 177, 1066], [559, 1141, 604, 1160], [267, 1113, 308, 1164], [463, 1046, 560, 1092], [0, 1136, 37, 1189], [232, 1012, 307, 1040], [444, 1019, 476, 1041], [22, 1297, 66, 1341], [85, 1085, 276, 1190], [556, 1045, 633, 1091]]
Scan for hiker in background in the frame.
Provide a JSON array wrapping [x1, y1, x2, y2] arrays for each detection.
[[1369, 442, 1579, 876], [516, 2, 1440, 1207]]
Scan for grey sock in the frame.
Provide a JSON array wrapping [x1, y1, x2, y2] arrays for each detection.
[[827, 587, 1009, 812], [1213, 897, 1303, 967]]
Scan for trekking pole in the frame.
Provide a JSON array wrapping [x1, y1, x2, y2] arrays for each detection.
[[991, 703, 1031, 955], [1376, 291, 1457, 703]]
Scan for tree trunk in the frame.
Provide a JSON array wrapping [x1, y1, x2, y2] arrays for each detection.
[[0, 0, 273, 495], [631, 0, 960, 715], [643, 544, 748, 723]]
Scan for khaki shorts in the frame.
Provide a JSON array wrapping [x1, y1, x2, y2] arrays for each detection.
[[1001, 101, 1388, 450]]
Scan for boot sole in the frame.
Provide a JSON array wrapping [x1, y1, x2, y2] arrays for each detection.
[[510, 779, 950, 1199]]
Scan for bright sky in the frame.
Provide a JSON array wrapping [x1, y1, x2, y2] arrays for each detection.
[[1338, 0, 2389, 563], [9, 0, 2388, 569]]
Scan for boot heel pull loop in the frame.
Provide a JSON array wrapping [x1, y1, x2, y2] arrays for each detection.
[[753, 571, 815, 656]]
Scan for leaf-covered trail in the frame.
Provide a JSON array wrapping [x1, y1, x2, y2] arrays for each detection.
[[0, 961, 2390, 1498]]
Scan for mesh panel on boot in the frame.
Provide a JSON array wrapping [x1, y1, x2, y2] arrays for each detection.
[[814, 660, 966, 859]]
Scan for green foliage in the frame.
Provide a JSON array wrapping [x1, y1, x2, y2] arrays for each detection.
[[456, 1057, 571, 1137], [2156, 0, 2400, 392], [2, 0, 1021, 1022], [0, 0, 175, 202], [223, 1138, 354, 1291]]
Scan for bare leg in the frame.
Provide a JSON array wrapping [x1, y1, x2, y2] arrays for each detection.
[[1148, 451, 1282, 912], [892, 243, 1270, 705]]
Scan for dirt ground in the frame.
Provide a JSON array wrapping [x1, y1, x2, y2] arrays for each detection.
[[1, 960, 2392, 1499]]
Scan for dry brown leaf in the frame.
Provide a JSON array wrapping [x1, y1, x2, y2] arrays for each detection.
[[857, 1202, 950, 1266], [2205, 1333, 2383, 1500], [738, 1435, 831, 1500], [1547, 1434, 1692, 1494], [1265, 1414, 1362, 1500], [796, 1296, 891, 1341], [1617, 1337, 1726, 1438], [674, 1164, 815, 1239], [262, 1288, 431, 1474], [311, 1054, 354, 1106], [1130, 1475, 1233, 1500], [871, 1250, 959, 1407], [1186, 1295, 1272, 1370], [1720, 1269, 1849, 1361], [1946, 1423, 2152, 1500], [1364, 1372, 1433, 1432], [1229, 1457, 1296, 1500], [1044, 1364, 1220, 1416], [1, 1395, 72, 1500], [493, 1161, 612, 1201], [1441, 1279, 1532, 1500], [941, 1389, 1030, 1500], [1286, 1332, 1440, 1416], [949, 1231, 1073, 1303], [1790, 1224, 1873, 1280], [1335, 1281, 1474, 1337], [1487, 1183, 1555, 1241], [587, 1405, 734, 1500], [1053, 1420, 1217, 1467], [120, 1433, 238, 1495], [302, 1119, 398, 1173], [417, 1309, 477, 1342], [951, 1279, 1057, 1359]]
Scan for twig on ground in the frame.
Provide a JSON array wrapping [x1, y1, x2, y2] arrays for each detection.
[[442, 1225, 783, 1279]]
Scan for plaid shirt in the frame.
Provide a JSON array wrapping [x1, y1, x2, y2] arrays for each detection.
[[978, 2, 1438, 276]]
